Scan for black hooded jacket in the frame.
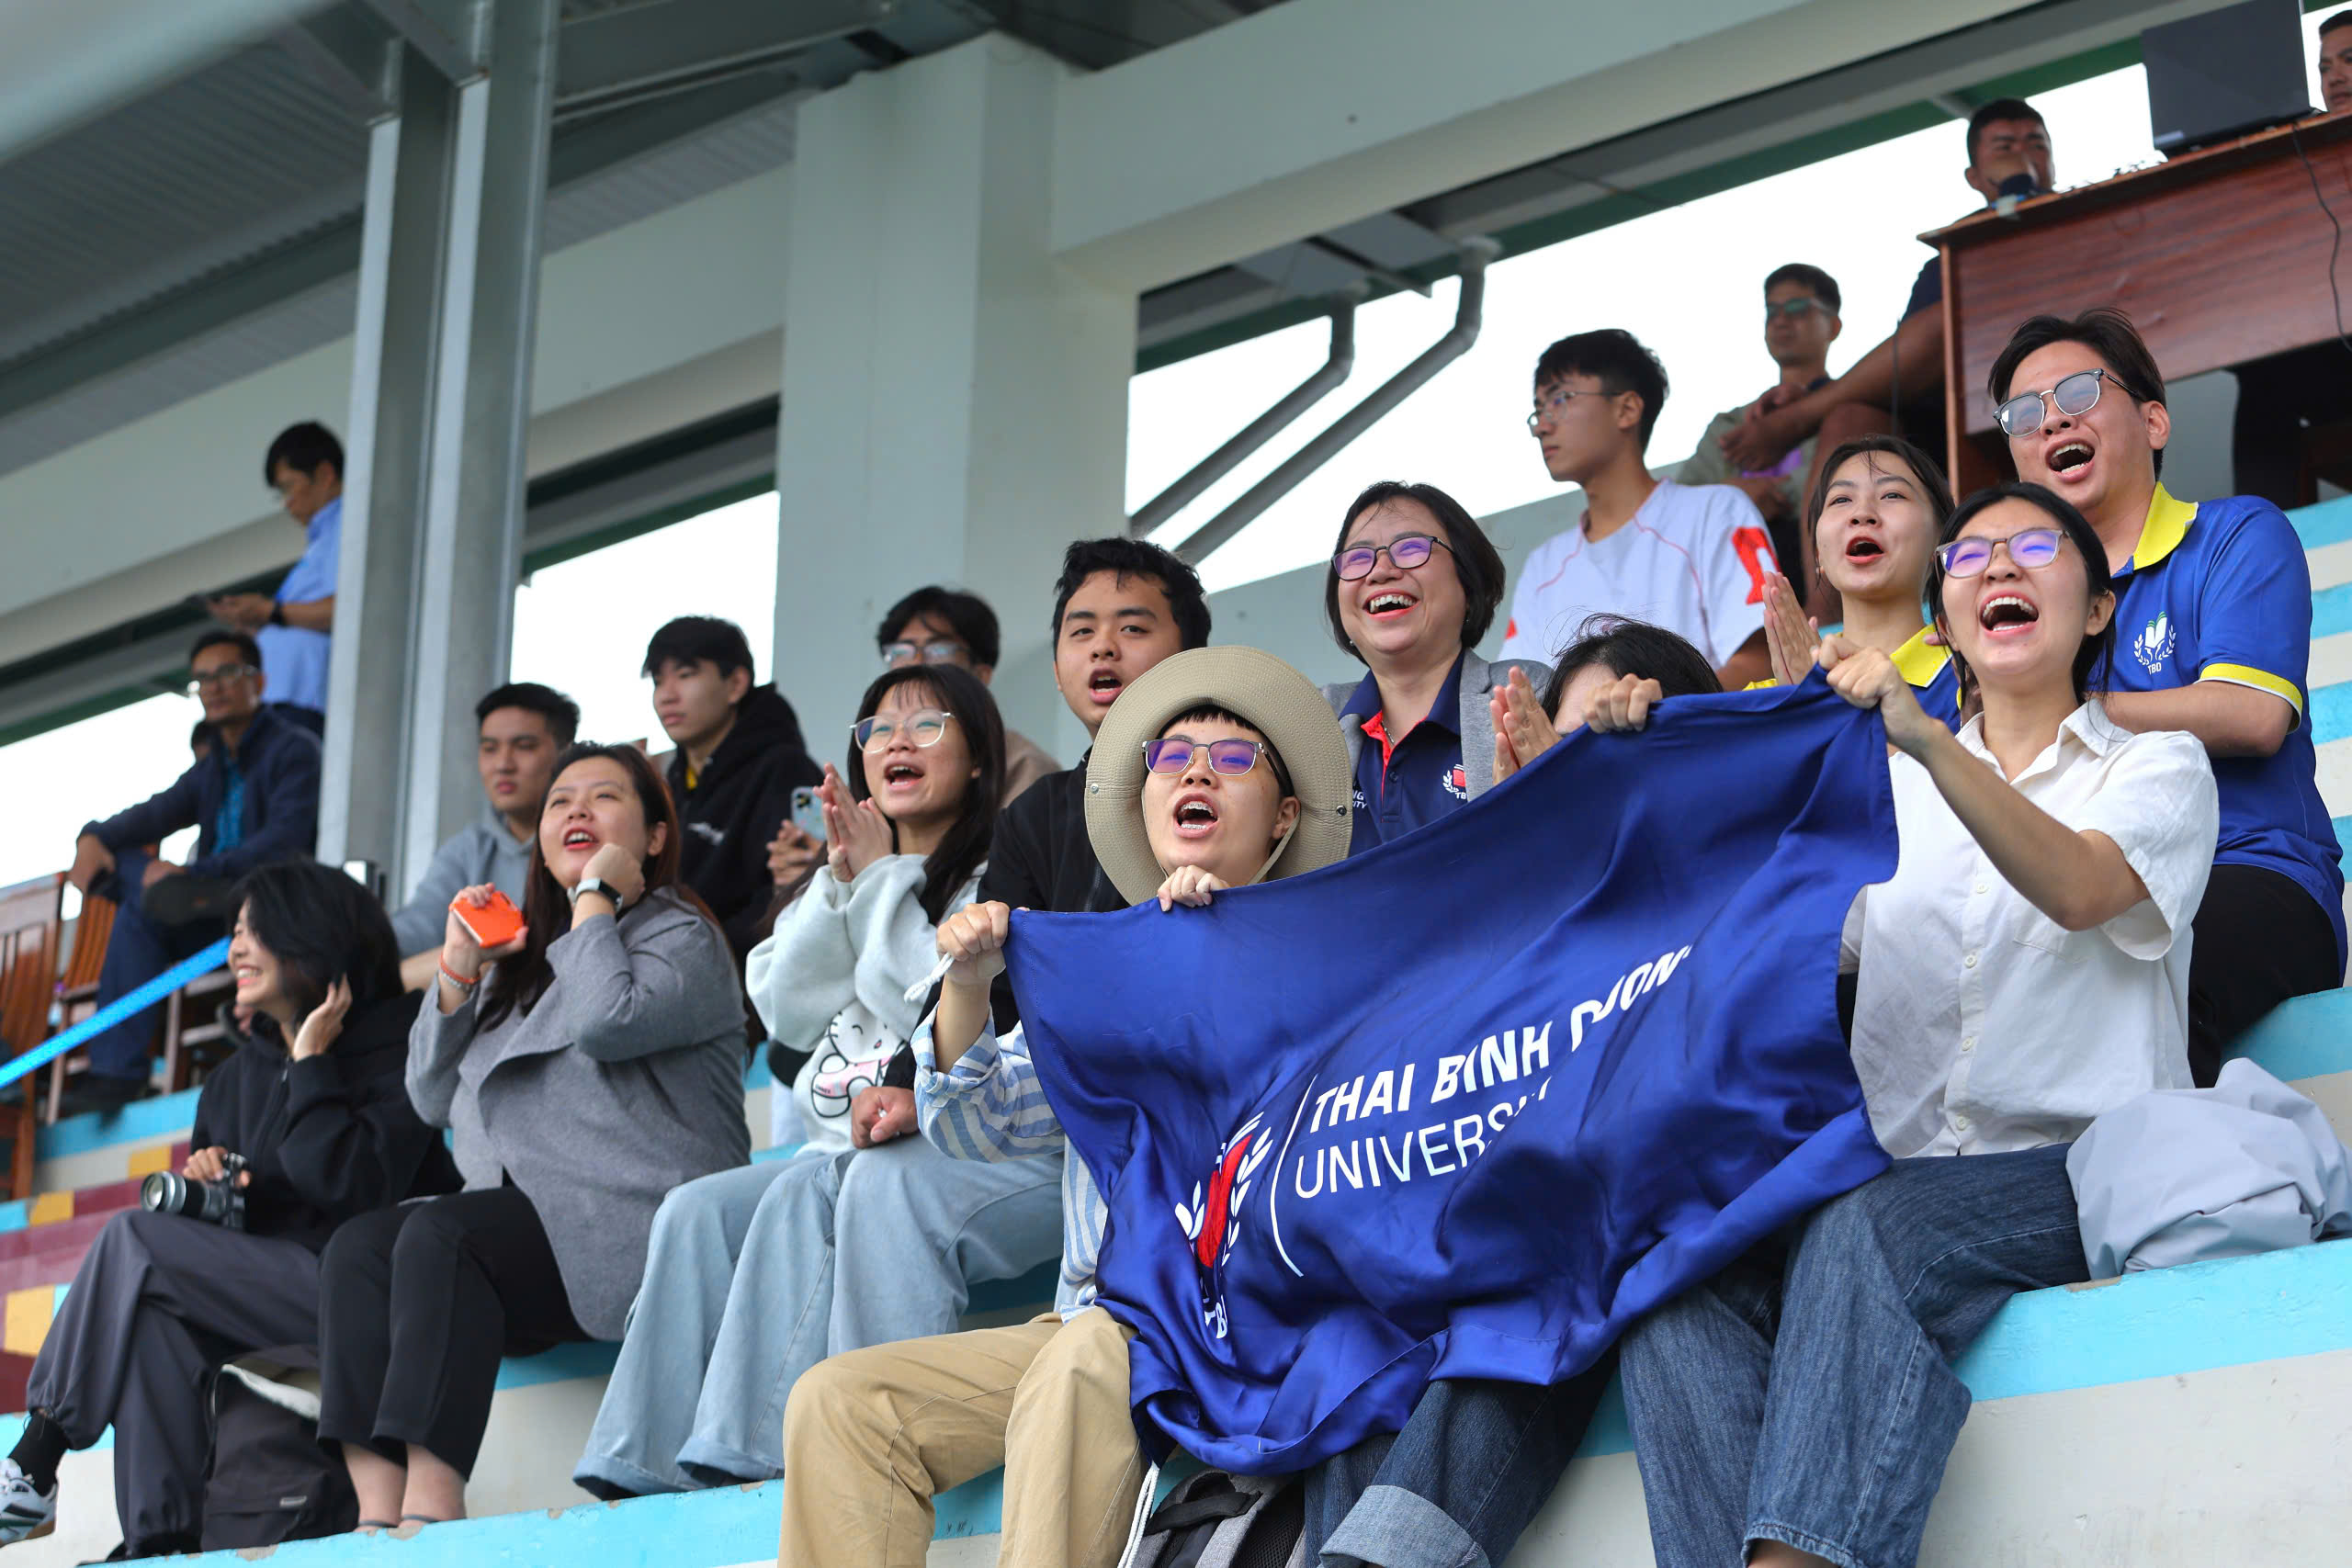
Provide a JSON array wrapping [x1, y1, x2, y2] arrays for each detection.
[[665, 683, 820, 961], [187, 991, 460, 1252]]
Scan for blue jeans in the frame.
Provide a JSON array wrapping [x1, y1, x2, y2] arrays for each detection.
[[1618, 1146, 2087, 1568], [572, 1134, 1063, 1498], [1302, 1363, 1613, 1568], [85, 850, 216, 1082]]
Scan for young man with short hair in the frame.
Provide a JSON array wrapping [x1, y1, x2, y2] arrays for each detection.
[[1992, 307, 2344, 1083], [1676, 264, 1844, 581], [387, 682, 581, 988], [1718, 100, 2052, 611], [778, 646, 1352, 1568], [1501, 329, 1775, 690], [874, 585, 1060, 799], [853, 538, 1210, 1145], [644, 615, 821, 962], [206, 422, 345, 735], [64, 631, 322, 1111]]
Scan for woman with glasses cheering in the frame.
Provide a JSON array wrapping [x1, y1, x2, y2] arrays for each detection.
[[1604, 481, 2218, 1568], [1318, 479, 1544, 854], [574, 663, 1064, 1499]]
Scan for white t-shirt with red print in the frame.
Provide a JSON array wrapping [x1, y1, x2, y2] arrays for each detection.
[[1497, 480, 1776, 670]]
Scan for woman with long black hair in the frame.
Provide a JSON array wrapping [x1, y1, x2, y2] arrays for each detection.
[[0, 862, 453, 1558], [315, 743, 750, 1530], [573, 665, 1062, 1499]]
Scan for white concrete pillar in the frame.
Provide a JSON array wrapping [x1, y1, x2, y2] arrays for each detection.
[[772, 36, 1134, 758]]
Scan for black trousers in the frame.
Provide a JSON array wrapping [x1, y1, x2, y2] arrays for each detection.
[[315, 1187, 585, 1478], [2188, 863, 2343, 1088], [25, 1211, 322, 1555]]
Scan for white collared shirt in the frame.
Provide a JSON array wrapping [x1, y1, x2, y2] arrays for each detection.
[[1843, 701, 2218, 1159]]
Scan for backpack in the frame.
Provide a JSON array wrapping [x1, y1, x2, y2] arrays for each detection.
[[1121, 1468, 1308, 1568], [198, 1349, 359, 1550]]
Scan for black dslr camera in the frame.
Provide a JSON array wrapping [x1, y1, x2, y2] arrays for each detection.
[[141, 1152, 247, 1231]]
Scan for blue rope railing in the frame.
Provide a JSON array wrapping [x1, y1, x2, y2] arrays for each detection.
[[0, 938, 232, 1092]]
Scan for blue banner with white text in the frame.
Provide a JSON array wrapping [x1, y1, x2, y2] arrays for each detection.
[[1009, 679, 1900, 1472]]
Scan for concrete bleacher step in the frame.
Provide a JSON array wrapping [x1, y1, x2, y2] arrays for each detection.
[[6, 985, 2337, 1566]]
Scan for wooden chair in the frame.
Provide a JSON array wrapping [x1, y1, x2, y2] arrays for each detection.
[[0, 875, 65, 1202], [161, 968, 239, 1094], [53, 892, 116, 1029]]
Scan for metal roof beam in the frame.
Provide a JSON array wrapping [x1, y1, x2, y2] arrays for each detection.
[[274, 6, 402, 120], [555, 0, 889, 110], [357, 0, 477, 81]]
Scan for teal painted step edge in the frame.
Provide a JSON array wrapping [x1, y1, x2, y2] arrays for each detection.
[[2290, 494, 2352, 552], [114, 1239, 2352, 1565]]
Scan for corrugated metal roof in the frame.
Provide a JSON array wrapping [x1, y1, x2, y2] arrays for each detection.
[[0, 41, 368, 367]]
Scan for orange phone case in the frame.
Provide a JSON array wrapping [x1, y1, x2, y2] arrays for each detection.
[[451, 888, 526, 949]]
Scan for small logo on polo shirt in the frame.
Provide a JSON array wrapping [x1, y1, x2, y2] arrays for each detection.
[[1443, 764, 1469, 802], [2132, 612, 2176, 674], [1351, 785, 1367, 812]]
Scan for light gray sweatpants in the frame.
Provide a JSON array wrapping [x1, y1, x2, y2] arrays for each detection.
[[572, 1133, 1063, 1498]]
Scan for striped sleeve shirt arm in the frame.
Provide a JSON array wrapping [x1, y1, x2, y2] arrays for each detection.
[[913, 1012, 1067, 1161]]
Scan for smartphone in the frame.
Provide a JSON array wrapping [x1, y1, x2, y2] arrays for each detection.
[[790, 786, 824, 840], [450, 888, 526, 949]]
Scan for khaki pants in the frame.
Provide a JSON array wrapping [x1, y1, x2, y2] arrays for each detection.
[[777, 1307, 1143, 1568]]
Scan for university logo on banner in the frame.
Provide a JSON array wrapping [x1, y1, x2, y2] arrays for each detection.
[[1006, 678, 1901, 1472]]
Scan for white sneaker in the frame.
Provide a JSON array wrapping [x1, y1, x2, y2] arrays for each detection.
[[0, 1459, 54, 1545]]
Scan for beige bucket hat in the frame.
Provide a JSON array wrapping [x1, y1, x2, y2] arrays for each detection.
[[1083, 646, 1354, 906]]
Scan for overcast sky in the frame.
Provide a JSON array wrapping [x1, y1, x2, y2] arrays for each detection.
[[0, 58, 2266, 895]]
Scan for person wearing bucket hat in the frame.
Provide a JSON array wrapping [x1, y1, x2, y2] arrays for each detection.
[[775, 648, 1348, 1568]]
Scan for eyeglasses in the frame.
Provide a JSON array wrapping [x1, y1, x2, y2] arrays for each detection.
[[1935, 527, 2066, 578], [1142, 737, 1268, 777], [1333, 534, 1451, 581], [852, 709, 956, 750], [1994, 368, 2139, 439], [879, 639, 967, 670], [186, 664, 258, 694], [1765, 297, 1828, 321], [1525, 385, 1613, 429]]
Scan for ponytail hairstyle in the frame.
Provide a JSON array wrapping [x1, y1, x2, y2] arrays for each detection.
[[840, 664, 1005, 924], [480, 742, 702, 1029]]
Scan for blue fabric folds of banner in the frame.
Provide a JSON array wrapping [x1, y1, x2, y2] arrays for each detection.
[[1006, 679, 1901, 1472]]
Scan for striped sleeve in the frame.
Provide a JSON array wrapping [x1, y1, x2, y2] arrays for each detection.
[[912, 1012, 1067, 1162]]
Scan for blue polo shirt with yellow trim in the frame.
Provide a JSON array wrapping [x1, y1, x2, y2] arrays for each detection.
[[2106, 484, 2345, 961], [1745, 626, 1962, 729], [1342, 654, 1472, 855]]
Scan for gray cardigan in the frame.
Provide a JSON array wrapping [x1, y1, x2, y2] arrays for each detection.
[[407, 887, 751, 1339], [1322, 651, 1551, 801]]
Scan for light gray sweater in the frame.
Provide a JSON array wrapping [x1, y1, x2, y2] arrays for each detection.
[[407, 888, 751, 1338]]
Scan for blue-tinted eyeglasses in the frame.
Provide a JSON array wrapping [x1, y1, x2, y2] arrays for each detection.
[[1333, 534, 1449, 581], [1935, 527, 2065, 579], [1142, 737, 1267, 776]]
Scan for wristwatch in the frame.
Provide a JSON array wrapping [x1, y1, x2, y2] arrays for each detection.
[[571, 877, 625, 913], [267, 601, 287, 627]]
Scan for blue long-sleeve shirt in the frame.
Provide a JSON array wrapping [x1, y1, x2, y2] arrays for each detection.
[[85, 705, 322, 880]]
